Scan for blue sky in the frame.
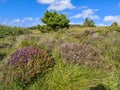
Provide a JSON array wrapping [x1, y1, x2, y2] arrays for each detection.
[[0, 0, 120, 27]]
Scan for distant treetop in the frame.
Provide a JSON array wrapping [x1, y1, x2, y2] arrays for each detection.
[[83, 18, 96, 27]]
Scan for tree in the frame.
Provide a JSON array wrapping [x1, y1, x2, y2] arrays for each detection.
[[41, 10, 70, 31], [111, 22, 118, 26], [109, 22, 120, 31], [83, 18, 96, 27]]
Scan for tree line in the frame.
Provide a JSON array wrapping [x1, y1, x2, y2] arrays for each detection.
[[38, 10, 119, 32]]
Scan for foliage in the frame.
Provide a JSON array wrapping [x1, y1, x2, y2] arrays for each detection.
[[19, 39, 37, 48], [83, 18, 96, 27], [90, 84, 111, 90], [108, 22, 120, 31], [116, 48, 120, 61], [27, 51, 112, 90], [7, 46, 55, 89], [111, 22, 118, 26], [37, 25, 53, 33], [41, 10, 70, 31], [0, 26, 120, 90], [0, 25, 31, 38], [60, 42, 104, 68], [0, 52, 6, 61]]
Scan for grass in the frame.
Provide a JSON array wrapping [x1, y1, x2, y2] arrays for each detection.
[[0, 26, 120, 90], [28, 51, 108, 90]]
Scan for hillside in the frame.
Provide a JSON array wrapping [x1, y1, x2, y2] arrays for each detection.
[[0, 25, 120, 90]]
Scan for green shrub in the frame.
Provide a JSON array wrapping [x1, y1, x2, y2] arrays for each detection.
[[6, 46, 55, 89], [0, 43, 10, 48], [111, 22, 118, 26], [107, 22, 120, 31], [0, 52, 6, 61], [38, 25, 53, 33], [0, 25, 31, 38], [41, 10, 70, 31], [90, 84, 111, 90]]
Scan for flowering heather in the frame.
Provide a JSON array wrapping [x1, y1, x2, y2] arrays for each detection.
[[10, 47, 45, 66], [8, 46, 55, 87], [61, 42, 104, 67]]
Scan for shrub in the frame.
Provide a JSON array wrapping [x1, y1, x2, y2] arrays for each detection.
[[0, 43, 10, 48], [0, 25, 31, 38], [0, 52, 6, 61], [8, 46, 55, 88], [60, 42, 104, 67], [41, 10, 70, 31], [90, 84, 111, 90], [111, 22, 118, 26], [107, 22, 120, 32], [38, 25, 53, 33]]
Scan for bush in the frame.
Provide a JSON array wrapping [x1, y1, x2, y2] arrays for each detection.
[[0, 52, 6, 61], [7, 46, 55, 89], [0, 25, 31, 38], [41, 10, 70, 31], [108, 24, 120, 31], [111, 22, 118, 26], [60, 42, 104, 67], [38, 25, 53, 33], [90, 84, 111, 90]]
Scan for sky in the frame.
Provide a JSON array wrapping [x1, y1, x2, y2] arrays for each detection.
[[0, 0, 120, 27]]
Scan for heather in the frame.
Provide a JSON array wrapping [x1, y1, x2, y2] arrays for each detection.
[[0, 25, 120, 90]]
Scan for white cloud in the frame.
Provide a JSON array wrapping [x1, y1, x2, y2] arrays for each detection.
[[73, 14, 82, 18], [104, 15, 120, 24], [90, 15, 100, 20], [37, 0, 75, 11], [97, 23, 107, 26], [81, 9, 95, 18], [37, 0, 56, 4], [24, 17, 33, 21], [12, 19, 20, 23], [71, 9, 100, 20], [48, 0, 75, 11], [2, 18, 8, 25], [77, 6, 88, 10], [1, 17, 41, 27], [70, 22, 83, 25], [35, 17, 40, 21]]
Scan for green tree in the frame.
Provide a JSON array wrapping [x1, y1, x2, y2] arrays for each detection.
[[109, 22, 120, 31], [83, 18, 96, 27], [111, 22, 118, 26], [41, 10, 70, 31]]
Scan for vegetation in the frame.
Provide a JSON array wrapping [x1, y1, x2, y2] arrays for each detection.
[[3, 46, 55, 89], [0, 10, 120, 90], [60, 42, 103, 67], [109, 22, 120, 31], [40, 10, 70, 32], [83, 18, 96, 27], [0, 25, 31, 38], [111, 22, 118, 26]]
